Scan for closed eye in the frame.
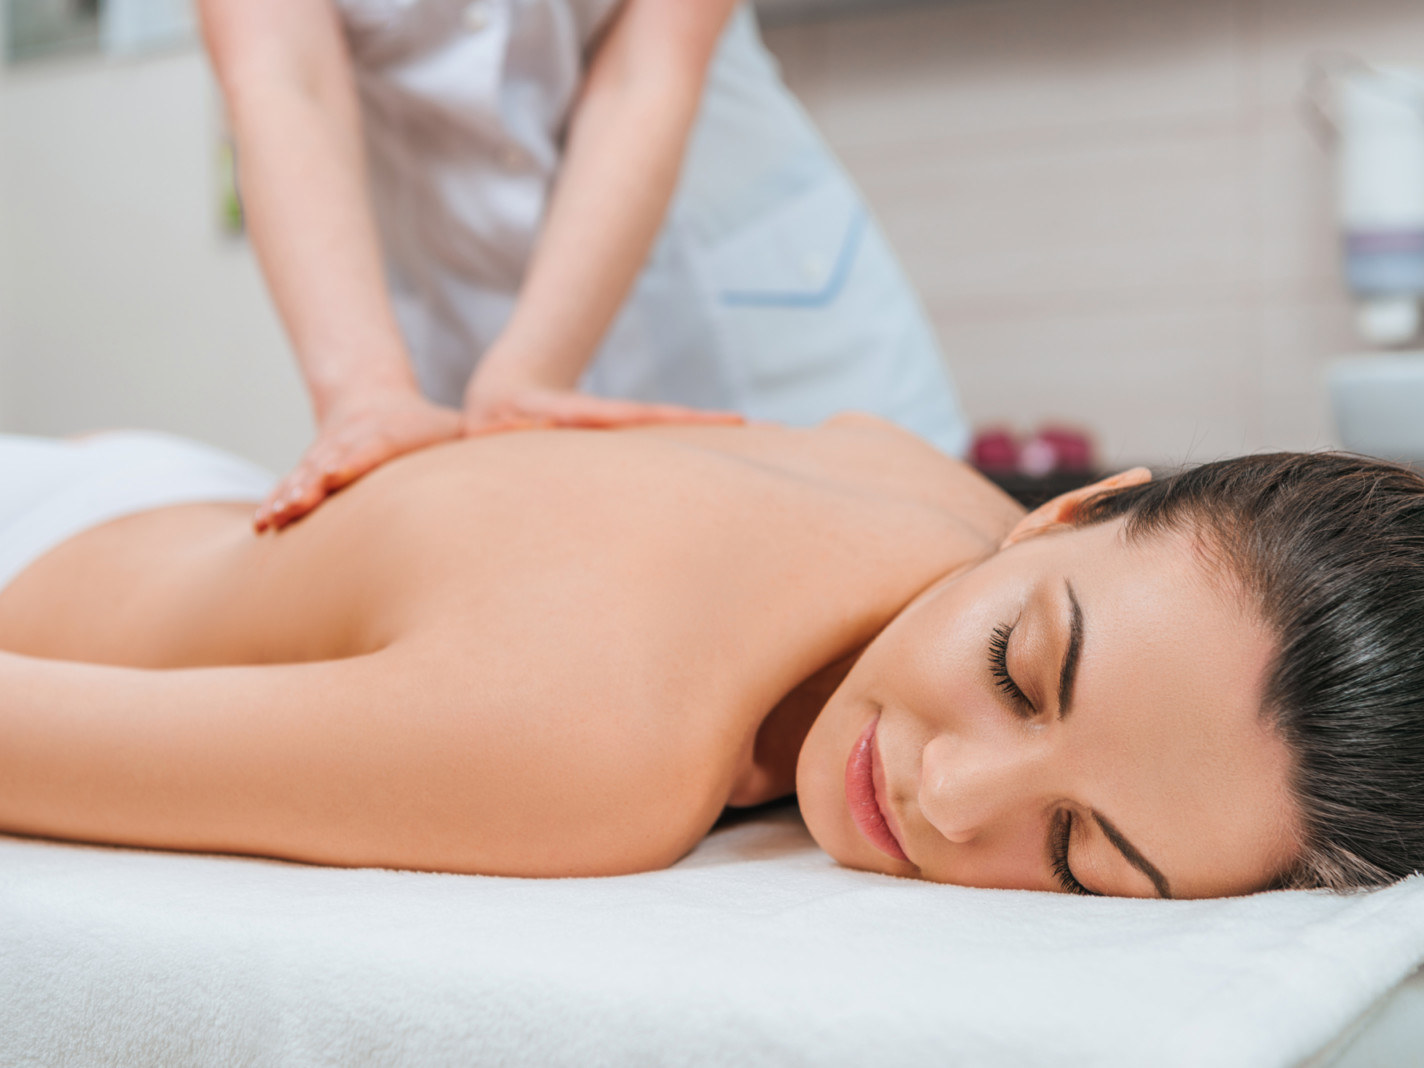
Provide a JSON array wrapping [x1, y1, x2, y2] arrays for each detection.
[[988, 622, 1035, 717], [1051, 810, 1099, 896]]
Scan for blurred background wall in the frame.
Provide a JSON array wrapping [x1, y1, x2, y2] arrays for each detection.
[[1, 0, 1422, 471], [0, 2, 311, 471]]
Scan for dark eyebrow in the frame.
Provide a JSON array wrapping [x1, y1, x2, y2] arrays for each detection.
[[1057, 580, 1084, 720], [1060, 584, 1173, 899], [1092, 811, 1172, 899]]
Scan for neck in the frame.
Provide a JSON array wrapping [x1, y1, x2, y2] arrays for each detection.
[[725, 649, 863, 808]]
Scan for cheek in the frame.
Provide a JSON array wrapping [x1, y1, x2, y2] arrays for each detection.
[[883, 587, 1009, 734], [915, 830, 1050, 890], [796, 595, 990, 861], [805, 577, 1013, 780], [898, 626, 976, 720]]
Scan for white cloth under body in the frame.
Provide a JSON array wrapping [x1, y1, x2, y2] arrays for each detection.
[[6, 432, 1422, 1062], [0, 432, 274, 594], [339, 0, 969, 454], [4, 807, 1424, 1067]]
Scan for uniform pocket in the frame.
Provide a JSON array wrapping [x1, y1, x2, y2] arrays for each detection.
[[702, 174, 864, 311], [691, 171, 961, 452]]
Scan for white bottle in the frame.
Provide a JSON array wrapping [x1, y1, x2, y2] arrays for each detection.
[[1335, 65, 1424, 346]]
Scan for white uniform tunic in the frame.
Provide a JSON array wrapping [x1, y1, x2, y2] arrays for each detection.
[[337, 0, 969, 454]]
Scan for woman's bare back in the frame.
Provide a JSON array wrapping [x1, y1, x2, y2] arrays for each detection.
[[0, 418, 1021, 875]]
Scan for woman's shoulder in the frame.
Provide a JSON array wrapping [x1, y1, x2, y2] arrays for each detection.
[[624, 414, 1024, 535]]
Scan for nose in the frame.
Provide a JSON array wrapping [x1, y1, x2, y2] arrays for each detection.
[[917, 732, 1047, 844]]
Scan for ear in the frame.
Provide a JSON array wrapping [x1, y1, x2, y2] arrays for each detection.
[[1000, 467, 1152, 550]]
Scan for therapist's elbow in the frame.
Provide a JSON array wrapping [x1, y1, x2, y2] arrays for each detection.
[[580, 56, 706, 138], [585, 2, 729, 117]]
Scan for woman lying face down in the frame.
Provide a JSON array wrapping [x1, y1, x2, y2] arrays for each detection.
[[0, 421, 1418, 898]]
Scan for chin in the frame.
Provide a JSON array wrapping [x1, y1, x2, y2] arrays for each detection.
[[794, 712, 844, 857], [796, 700, 883, 875]]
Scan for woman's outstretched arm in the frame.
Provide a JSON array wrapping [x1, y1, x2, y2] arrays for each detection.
[[0, 645, 710, 875], [1, 647, 433, 866]]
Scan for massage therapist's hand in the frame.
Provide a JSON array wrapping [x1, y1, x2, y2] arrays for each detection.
[[255, 388, 463, 532], [462, 369, 743, 436]]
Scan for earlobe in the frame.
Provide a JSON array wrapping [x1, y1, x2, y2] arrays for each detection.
[[999, 467, 1152, 550]]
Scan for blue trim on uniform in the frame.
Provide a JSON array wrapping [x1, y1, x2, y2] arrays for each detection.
[[718, 208, 868, 309]]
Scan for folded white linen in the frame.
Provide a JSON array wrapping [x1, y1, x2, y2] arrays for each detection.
[[4, 807, 1424, 1067]]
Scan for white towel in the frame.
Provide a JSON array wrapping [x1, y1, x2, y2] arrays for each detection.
[[4, 807, 1424, 1066]]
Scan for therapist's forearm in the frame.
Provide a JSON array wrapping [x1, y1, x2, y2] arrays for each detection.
[[476, 64, 705, 390], [202, 1, 417, 422]]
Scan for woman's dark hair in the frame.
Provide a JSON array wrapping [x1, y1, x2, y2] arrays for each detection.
[[1074, 452, 1424, 892]]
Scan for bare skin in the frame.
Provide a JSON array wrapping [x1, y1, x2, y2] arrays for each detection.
[[0, 417, 1298, 895], [0, 416, 1013, 875]]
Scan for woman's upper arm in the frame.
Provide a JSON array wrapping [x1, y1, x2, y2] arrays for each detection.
[[0, 646, 438, 866], [0, 639, 717, 876]]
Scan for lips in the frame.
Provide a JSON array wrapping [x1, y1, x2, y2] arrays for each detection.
[[845, 713, 910, 862]]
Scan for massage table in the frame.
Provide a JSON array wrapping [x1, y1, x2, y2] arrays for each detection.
[[5, 804, 1424, 1066]]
